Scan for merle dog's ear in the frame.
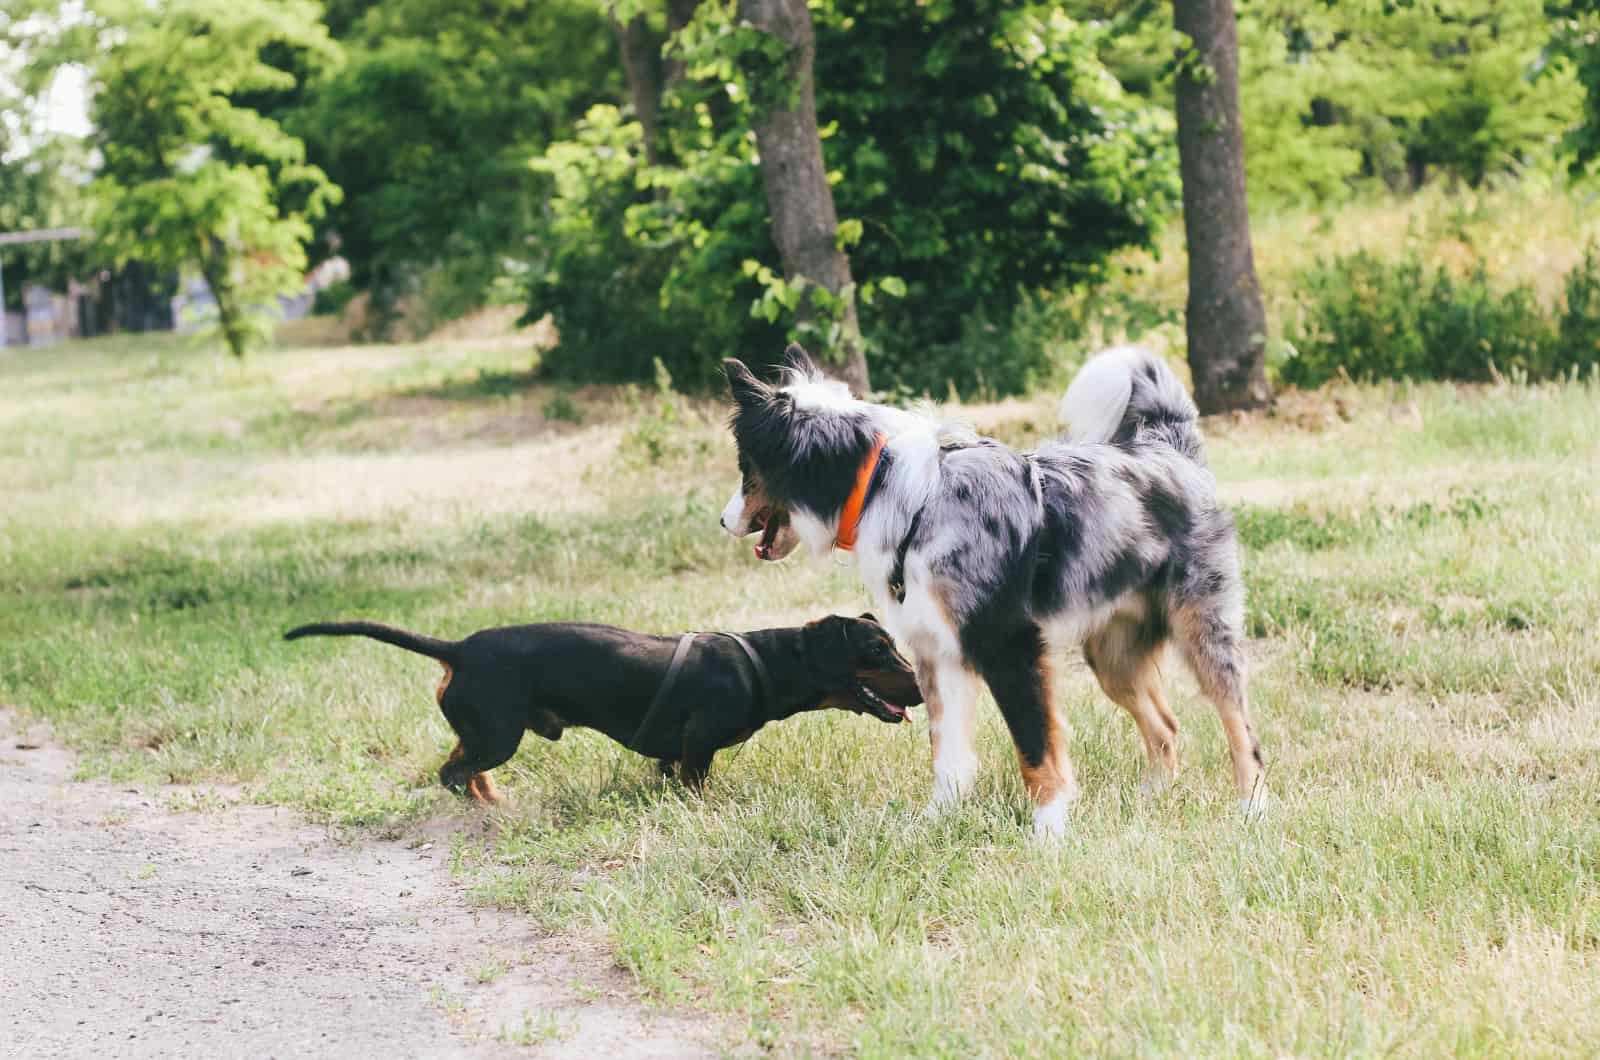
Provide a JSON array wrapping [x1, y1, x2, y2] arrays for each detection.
[[724, 358, 771, 407], [780, 343, 818, 379]]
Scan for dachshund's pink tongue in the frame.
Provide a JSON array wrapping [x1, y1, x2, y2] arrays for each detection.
[[755, 543, 772, 560]]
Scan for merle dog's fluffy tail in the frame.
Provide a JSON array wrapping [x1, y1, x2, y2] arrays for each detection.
[[1059, 345, 1204, 462], [284, 621, 459, 663]]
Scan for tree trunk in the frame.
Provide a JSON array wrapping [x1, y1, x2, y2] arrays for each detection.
[[612, 13, 666, 166], [1172, 0, 1271, 413], [199, 238, 248, 357], [664, 0, 700, 87], [736, 0, 868, 394]]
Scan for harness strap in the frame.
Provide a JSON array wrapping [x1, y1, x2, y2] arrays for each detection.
[[629, 631, 777, 753], [628, 632, 698, 753], [716, 632, 773, 717], [886, 438, 1038, 605], [888, 507, 923, 605]]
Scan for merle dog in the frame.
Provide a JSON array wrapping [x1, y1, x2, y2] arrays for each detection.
[[718, 344, 1264, 838]]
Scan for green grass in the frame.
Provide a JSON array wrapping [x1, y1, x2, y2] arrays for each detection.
[[3, 333, 1598, 1056]]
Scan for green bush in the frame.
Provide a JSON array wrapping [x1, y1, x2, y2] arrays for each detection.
[[1555, 242, 1600, 377], [526, 1, 1175, 396], [526, 106, 778, 392], [1281, 246, 1600, 387], [311, 279, 356, 316]]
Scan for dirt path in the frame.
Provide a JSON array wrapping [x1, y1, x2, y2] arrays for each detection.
[[0, 711, 715, 1059]]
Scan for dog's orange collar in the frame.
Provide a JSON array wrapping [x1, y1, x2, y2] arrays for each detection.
[[835, 433, 887, 552]]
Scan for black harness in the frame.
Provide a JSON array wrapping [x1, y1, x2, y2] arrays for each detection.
[[858, 446, 919, 604], [627, 632, 773, 756], [879, 437, 1037, 605]]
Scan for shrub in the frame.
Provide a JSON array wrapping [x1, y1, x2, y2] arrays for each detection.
[[1281, 248, 1569, 386], [526, 2, 1175, 396], [525, 106, 780, 392], [1554, 241, 1600, 377], [311, 278, 356, 316]]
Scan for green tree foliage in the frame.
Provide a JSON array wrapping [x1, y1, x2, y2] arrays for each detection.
[[531, 0, 1176, 394], [0, 134, 96, 311], [15, 0, 341, 355], [289, 0, 619, 328], [1073, 0, 1584, 207], [1, 32, 94, 309], [1549, 1, 1600, 173]]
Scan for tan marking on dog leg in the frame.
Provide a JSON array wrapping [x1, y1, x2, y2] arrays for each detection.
[[910, 587, 980, 812], [1017, 703, 1078, 826], [466, 772, 502, 805], [435, 663, 453, 705], [1085, 622, 1179, 791], [1143, 679, 1180, 787], [1172, 603, 1264, 810]]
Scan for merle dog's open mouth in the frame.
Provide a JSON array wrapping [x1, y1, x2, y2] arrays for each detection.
[[750, 507, 789, 561]]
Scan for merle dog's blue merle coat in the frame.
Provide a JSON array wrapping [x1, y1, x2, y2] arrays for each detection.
[[721, 345, 1266, 837]]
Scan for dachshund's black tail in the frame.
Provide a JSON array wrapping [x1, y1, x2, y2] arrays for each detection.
[[284, 621, 460, 664]]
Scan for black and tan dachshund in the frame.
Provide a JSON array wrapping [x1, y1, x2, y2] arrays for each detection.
[[284, 614, 922, 803]]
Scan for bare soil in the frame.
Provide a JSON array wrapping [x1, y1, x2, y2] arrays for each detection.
[[0, 710, 715, 1059]]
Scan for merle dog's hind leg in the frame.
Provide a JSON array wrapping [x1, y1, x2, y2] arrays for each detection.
[[1172, 592, 1265, 815], [1084, 617, 1180, 795], [973, 625, 1077, 839]]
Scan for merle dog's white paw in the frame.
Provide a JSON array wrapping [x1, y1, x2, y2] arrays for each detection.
[[1139, 772, 1174, 798], [1239, 786, 1269, 820], [1031, 791, 1074, 841], [923, 762, 976, 819], [921, 786, 967, 821]]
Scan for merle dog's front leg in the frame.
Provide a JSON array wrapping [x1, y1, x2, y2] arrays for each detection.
[[918, 658, 981, 815]]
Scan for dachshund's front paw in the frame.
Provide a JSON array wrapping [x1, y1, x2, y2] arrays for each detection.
[[466, 773, 503, 805]]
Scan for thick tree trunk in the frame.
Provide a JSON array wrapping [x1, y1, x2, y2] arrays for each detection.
[[736, 0, 868, 394], [612, 13, 666, 166], [1172, 0, 1271, 413]]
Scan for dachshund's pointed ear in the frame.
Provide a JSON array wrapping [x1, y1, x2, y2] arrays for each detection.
[[724, 358, 771, 407], [780, 343, 818, 379]]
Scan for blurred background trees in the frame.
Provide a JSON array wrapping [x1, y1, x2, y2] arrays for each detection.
[[11, 0, 341, 355], [4, 0, 1598, 386]]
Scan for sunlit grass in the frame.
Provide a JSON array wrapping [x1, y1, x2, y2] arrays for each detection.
[[2, 332, 1597, 1055]]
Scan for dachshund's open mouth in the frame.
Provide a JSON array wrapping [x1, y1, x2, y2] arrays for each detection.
[[852, 681, 910, 723], [838, 665, 923, 723]]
